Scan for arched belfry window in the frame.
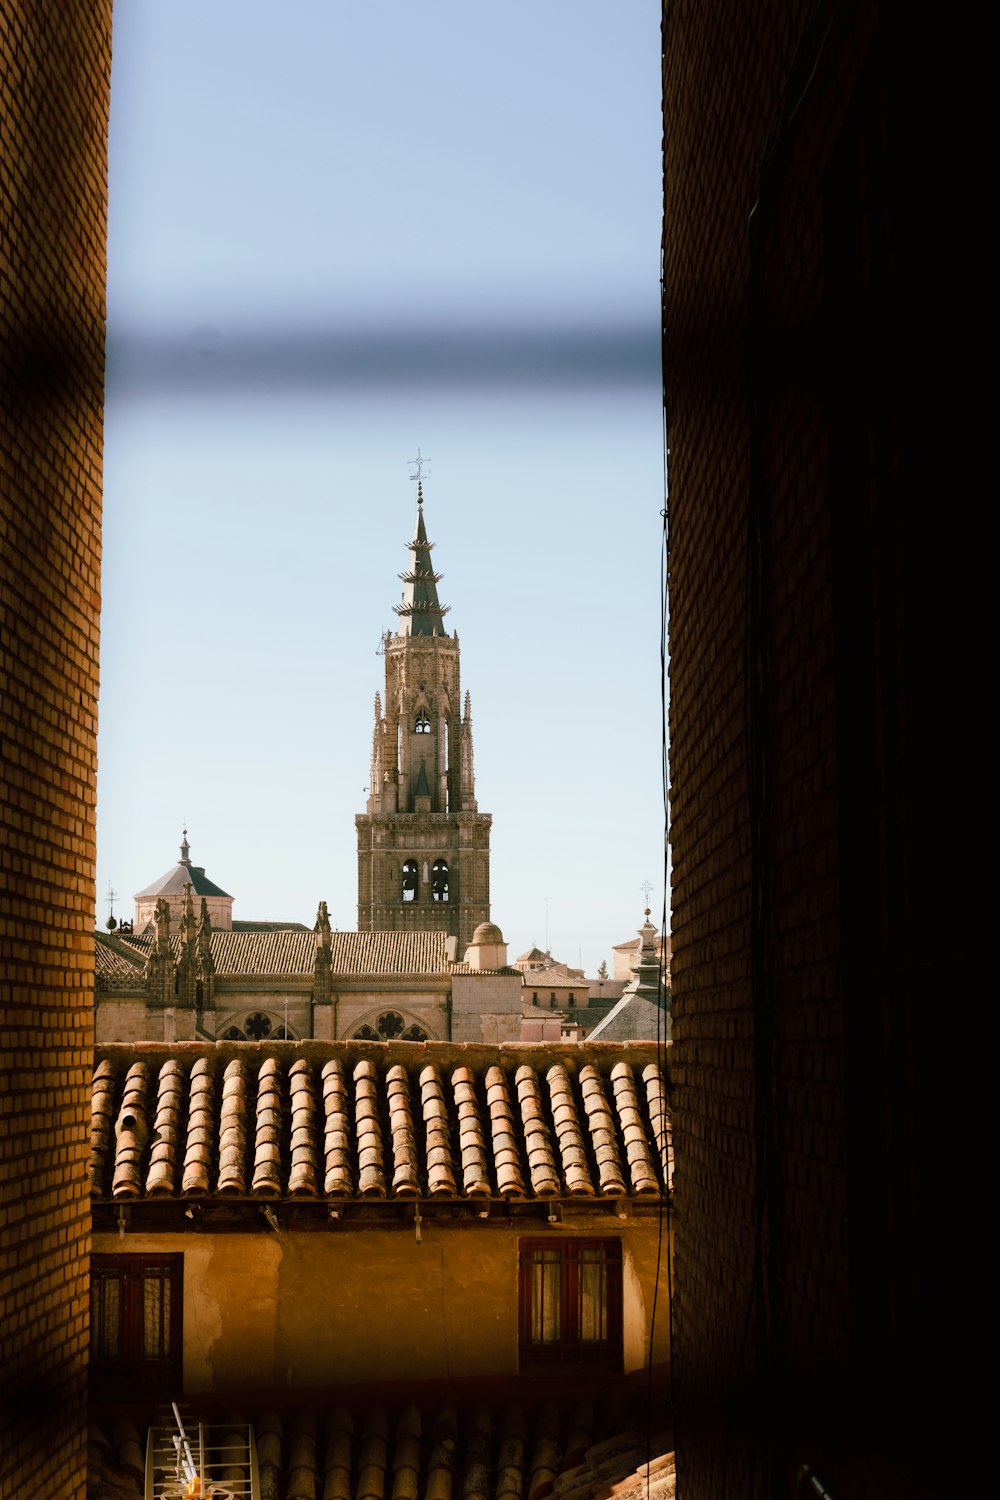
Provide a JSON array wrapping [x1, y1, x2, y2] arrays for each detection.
[[432, 859, 449, 903], [414, 711, 431, 734], [402, 859, 418, 902]]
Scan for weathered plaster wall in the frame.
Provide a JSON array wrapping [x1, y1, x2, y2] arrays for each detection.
[[94, 1218, 668, 1393], [451, 973, 523, 1044]]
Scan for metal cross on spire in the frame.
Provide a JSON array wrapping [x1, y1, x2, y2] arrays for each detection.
[[408, 448, 431, 486], [640, 879, 653, 907]]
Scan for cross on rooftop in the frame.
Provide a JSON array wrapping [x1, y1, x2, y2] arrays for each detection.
[[408, 448, 431, 485]]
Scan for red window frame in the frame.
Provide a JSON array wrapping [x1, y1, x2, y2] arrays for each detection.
[[518, 1238, 623, 1372], [91, 1254, 183, 1396]]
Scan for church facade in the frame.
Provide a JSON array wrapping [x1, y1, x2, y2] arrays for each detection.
[[356, 483, 491, 955]]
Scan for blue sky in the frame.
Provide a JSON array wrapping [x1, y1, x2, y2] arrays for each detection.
[[98, 2, 667, 974]]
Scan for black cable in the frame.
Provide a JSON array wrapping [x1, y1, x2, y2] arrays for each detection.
[[644, 311, 674, 1500]]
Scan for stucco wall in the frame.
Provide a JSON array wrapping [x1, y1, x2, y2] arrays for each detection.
[[93, 1217, 669, 1393]]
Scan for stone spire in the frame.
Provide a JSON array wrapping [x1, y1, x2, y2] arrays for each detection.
[[394, 482, 450, 637], [356, 480, 492, 956]]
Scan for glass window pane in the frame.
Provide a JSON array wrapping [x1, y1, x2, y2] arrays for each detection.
[[530, 1251, 562, 1345], [578, 1247, 608, 1344], [142, 1271, 170, 1359], [96, 1276, 121, 1358]]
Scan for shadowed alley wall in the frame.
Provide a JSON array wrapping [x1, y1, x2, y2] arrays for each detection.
[[664, 2, 940, 1496], [1, 3, 112, 1495]]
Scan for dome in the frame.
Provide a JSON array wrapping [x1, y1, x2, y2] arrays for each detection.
[[471, 921, 504, 945]]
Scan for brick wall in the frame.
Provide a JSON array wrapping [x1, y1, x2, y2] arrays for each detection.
[[664, 2, 937, 1496], [1, 2, 111, 1495]]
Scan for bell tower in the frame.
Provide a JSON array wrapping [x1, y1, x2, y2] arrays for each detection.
[[356, 481, 491, 954]]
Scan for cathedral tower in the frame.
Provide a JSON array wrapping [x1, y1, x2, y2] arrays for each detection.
[[356, 484, 491, 954]]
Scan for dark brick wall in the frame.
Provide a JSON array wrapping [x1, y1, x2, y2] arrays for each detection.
[[664, 3, 938, 1496], [1, 2, 111, 1494]]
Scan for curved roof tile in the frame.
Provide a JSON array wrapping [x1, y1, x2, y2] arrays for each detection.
[[90, 1043, 670, 1205]]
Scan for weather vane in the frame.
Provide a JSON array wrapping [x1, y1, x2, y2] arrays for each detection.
[[408, 448, 431, 485]]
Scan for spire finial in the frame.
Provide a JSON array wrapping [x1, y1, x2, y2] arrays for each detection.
[[408, 448, 431, 486], [180, 829, 190, 863]]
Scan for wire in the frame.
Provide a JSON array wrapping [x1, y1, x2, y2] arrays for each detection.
[[644, 279, 674, 1499]]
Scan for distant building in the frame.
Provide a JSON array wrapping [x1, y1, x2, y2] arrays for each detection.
[[611, 927, 671, 984], [589, 911, 671, 1043], [96, 491, 523, 1046], [514, 947, 625, 1041], [96, 890, 521, 1045], [356, 484, 491, 956], [132, 832, 234, 932]]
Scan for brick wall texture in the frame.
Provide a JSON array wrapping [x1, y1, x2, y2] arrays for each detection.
[[1, 2, 111, 1495], [663, 2, 938, 1497]]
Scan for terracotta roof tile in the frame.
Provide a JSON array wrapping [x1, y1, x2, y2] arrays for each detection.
[[547, 1062, 595, 1196], [219, 1059, 248, 1193], [93, 1403, 672, 1500], [420, 1064, 459, 1197], [253, 1057, 284, 1196], [182, 1056, 214, 1194], [90, 1059, 114, 1191], [323, 1059, 353, 1197], [355, 1059, 387, 1197], [89, 1043, 671, 1204], [515, 1064, 561, 1198], [146, 1059, 182, 1195], [112, 1062, 149, 1198], [289, 1058, 318, 1196]]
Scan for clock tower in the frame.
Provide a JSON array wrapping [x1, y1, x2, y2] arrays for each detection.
[[355, 483, 491, 954]]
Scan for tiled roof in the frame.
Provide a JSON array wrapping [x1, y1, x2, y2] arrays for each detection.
[[165, 929, 451, 977], [135, 860, 232, 899], [90, 1402, 673, 1500], [94, 934, 147, 991], [90, 1042, 672, 1203], [232, 920, 311, 932]]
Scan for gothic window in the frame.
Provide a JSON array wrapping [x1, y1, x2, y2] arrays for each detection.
[[414, 711, 431, 733], [356, 1013, 428, 1042], [518, 1240, 622, 1372], [221, 1026, 244, 1040], [245, 1012, 272, 1040], [91, 1254, 183, 1396], [402, 859, 418, 902], [432, 859, 449, 902]]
